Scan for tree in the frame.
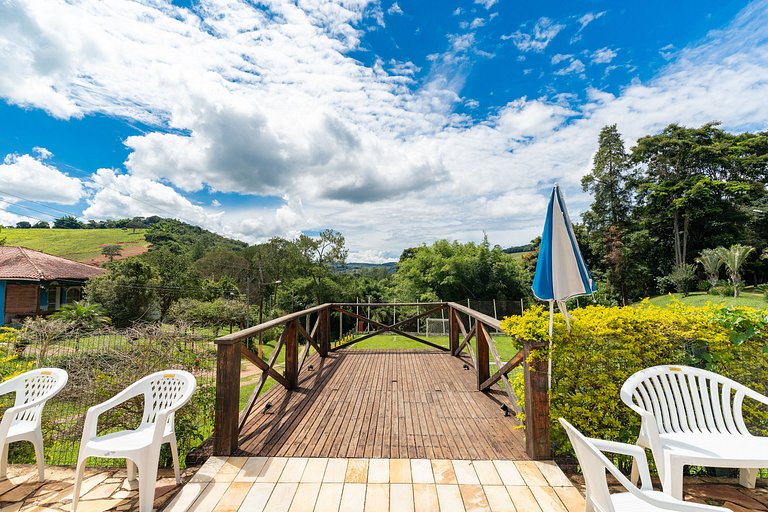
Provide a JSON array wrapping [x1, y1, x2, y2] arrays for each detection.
[[50, 301, 111, 330], [581, 125, 634, 304], [695, 248, 724, 287], [715, 244, 755, 297], [53, 215, 84, 229], [581, 125, 633, 231], [32, 221, 49, 229], [101, 244, 123, 262], [141, 248, 202, 319], [297, 229, 348, 304], [85, 259, 157, 327], [15, 221, 31, 229]]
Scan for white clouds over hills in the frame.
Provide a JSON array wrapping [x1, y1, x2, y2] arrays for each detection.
[[0, 0, 767, 261]]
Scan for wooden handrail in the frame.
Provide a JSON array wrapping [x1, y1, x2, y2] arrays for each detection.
[[445, 301, 501, 330], [215, 303, 331, 344]]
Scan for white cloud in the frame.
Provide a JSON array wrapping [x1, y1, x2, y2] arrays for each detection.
[[577, 11, 605, 32], [554, 59, 585, 75], [660, 43, 676, 61], [0, 152, 83, 204], [387, 3, 403, 15], [551, 53, 572, 65], [1, 0, 768, 261], [507, 17, 565, 52], [591, 47, 617, 64], [474, 0, 498, 9]]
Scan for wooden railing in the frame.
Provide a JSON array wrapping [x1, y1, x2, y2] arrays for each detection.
[[214, 302, 550, 459]]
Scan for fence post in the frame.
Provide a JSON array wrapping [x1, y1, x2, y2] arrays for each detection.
[[285, 320, 299, 389], [523, 341, 551, 459], [475, 320, 490, 391], [448, 306, 459, 354], [214, 339, 240, 455], [318, 306, 331, 356]]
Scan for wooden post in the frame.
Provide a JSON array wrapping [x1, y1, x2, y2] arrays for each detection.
[[285, 320, 299, 389], [214, 340, 240, 455], [318, 306, 330, 356], [523, 341, 551, 459], [475, 320, 490, 391], [449, 307, 460, 354]]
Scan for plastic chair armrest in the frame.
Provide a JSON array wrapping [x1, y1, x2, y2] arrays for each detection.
[[81, 387, 144, 441], [743, 386, 768, 408], [588, 437, 653, 490], [0, 378, 17, 396]]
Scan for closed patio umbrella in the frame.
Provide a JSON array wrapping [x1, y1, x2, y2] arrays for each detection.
[[532, 184, 596, 387]]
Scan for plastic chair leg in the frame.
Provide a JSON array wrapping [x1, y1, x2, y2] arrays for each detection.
[[169, 436, 181, 484], [0, 442, 7, 480], [127, 458, 137, 482], [137, 454, 160, 512], [629, 457, 639, 485], [33, 430, 45, 481], [71, 457, 88, 512], [739, 468, 758, 488]]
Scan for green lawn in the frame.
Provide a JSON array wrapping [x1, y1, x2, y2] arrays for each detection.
[[346, 333, 520, 361], [647, 290, 767, 309], [2, 228, 149, 262]]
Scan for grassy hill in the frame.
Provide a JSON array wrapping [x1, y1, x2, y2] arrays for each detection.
[[2, 228, 149, 264], [646, 290, 767, 309]]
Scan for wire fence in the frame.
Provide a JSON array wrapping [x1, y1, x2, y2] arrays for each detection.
[[0, 324, 215, 468]]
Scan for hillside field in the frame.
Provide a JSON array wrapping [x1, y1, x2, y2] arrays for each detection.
[[2, 228, 149, 264]]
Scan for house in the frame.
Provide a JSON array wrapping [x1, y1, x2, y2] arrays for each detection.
[[0, 246, 105, 325]]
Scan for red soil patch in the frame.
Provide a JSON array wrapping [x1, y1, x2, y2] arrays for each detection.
[[87, 243, 149, 265]]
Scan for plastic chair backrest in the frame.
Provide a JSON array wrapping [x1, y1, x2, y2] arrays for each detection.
[[621, 365, 750, 436], [139, 370, 196, 427], [9, 368, 68, 424], [559, 418, 616, 512]]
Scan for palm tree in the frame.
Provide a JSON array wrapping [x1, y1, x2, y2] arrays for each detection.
[[50, 301, 112, 330], [715, 244, 755, 297], [695, 248, 724, 287]]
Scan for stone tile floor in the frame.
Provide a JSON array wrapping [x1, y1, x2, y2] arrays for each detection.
[[0, 464, 197, 512], [1, 461, 767, 511]]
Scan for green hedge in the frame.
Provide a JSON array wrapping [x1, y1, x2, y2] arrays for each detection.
[[501, 301, 768, 460]]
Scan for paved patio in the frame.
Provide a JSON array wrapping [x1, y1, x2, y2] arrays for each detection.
[[2, 460, 768, 511], [162, 456, 585, 511], [0, 464, 196, 512]]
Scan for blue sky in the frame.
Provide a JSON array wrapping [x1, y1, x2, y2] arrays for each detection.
[[0, 0, 766, 262]]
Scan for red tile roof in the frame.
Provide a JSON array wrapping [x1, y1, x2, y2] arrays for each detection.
[[0, 246, 105, 281]]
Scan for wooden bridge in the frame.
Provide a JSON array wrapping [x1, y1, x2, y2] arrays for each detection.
[[213, 302, 551, 461]]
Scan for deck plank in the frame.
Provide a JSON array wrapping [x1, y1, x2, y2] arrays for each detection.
[[237, 350, 527, 460]]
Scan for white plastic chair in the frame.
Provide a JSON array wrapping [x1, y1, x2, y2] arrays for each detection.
[[72, 370, 196, 512], [621, 365, 768, 499], [0, 368, 68, 481], [559, 418, 731, 512]]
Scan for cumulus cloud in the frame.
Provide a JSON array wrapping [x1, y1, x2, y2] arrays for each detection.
[[1, 0, 768, 260], [505, 17, 565, 52], [0, 152, 83, 204], [554, 59, 585, 75]]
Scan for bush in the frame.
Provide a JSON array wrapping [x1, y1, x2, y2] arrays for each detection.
[[709, 280, 736, 296], [501, 301, 768, 464]]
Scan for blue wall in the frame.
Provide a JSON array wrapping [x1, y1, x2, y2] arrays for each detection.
[[0, 281, 5, 324]]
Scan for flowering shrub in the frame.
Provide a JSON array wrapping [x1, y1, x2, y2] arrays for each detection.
[[501, 301, 768, 459]]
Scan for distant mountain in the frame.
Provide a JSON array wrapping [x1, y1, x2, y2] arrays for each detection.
[[343, 262, 398, 273], [503, 243, 536, 254]]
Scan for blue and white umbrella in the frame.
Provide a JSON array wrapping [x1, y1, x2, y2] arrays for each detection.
[[532, 184, 596, 386]]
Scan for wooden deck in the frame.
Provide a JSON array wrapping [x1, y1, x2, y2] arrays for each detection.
[[237, 349, 529, 460]]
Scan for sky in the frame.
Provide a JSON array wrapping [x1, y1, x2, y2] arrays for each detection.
[[1, 0, 767, 263]]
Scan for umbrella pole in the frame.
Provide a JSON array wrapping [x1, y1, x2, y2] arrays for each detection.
[[548, 300, 554, 390]]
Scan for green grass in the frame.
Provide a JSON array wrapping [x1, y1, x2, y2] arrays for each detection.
[[2, 228, 149, 262], [346, 333, 520, 361], [647, 291, 767, 309]]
